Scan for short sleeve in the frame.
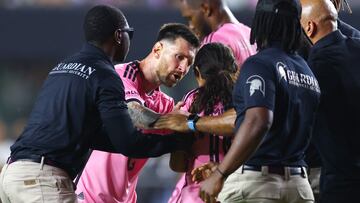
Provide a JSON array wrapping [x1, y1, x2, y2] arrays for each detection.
[[145, 91, 175, 114], [180, 89, 198, 112], [235, 58, 276, 111], [115, 63, 145, 105]]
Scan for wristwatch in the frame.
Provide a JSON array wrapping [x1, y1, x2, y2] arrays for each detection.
[[187, 113, 200, 132]]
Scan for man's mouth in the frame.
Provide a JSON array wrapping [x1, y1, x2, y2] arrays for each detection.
[[173, 74, 181, 81]]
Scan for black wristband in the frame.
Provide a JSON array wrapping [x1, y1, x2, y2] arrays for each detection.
[[216, 167, 228, 179]]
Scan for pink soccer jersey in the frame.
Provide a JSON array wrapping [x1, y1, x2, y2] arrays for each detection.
[[168, 89, 227, 203], [202, 22, 257, 68], [76, 61, 174, 203]]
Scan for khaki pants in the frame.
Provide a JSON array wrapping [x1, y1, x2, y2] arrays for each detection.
[[0, 160, 77, 203], [218, 166, 314, 203]]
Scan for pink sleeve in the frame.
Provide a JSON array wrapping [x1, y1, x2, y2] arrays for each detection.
[[142, 91, 175, 135], [202, 24, 257, 69], [208, 34, 248, 68], [115, 63, 145, 104], [180, 89, 198, 112], [145, 91, 174, 114]]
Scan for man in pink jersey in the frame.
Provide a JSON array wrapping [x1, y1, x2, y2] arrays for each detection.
[[155, 2, 257, 201], [179, 0, 256, 68], [75, 23, 199, 203], [153, 0, 257, 168]]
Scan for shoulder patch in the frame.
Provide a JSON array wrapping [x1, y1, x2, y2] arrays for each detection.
[[246, 75, 265, 97]]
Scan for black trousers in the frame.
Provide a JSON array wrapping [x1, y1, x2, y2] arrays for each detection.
[[320, 178, 360, 203]]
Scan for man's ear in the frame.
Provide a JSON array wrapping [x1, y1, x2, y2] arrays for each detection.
[[306, 21, 317, 39], [200, 1, 212, 17], [153, 41, 163, 59], [114, 29, 122, 44]]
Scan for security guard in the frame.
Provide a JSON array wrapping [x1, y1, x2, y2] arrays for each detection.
[[301, 0, 360, 202], [0, 5, 191, 203], [304, 1, 360, 201], [197, 0, 321, 202]]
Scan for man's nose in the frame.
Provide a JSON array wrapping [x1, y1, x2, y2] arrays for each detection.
[[178, 61, 188, 74]]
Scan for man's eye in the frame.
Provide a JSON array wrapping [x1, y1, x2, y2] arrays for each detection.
[[176, 55, 185, 61]]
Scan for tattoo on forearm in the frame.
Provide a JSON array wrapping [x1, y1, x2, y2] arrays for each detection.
[[127, 102, 160, 129]]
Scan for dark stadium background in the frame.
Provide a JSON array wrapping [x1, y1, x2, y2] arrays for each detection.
[[0, 1, 359, 202]]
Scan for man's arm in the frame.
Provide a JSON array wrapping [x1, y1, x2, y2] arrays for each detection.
[[198, 107, 273, 202], [127, 101, 161, 129], [99, 107, 192, 158], [216, 107, 272, 176], [94, 74, 190, 158], [196, 108, 236, 135], [153, 108, 236, 136]]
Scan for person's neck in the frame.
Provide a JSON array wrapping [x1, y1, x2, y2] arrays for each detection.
[[89, 41, 114, 61], [139, 55, 161, 93], [210, 6, 239, 31], [312, 21, 338, 44]]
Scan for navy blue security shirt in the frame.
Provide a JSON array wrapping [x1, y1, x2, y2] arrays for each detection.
[[10, 43, 184, 179], [305, 20, 360, 168], [233, 43, 321, 167], [338, 19, 360, 38], [308, 30, 360, 192]]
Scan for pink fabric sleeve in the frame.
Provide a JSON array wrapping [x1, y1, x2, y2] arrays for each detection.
[[115, 63, 145, 104], [202, 23, 257, 69], [180, 89, 198, 112]]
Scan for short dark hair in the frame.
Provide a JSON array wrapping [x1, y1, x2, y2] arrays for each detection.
[[190, 43, 237, 115], [250, 2, 302, 53], [156, 23, 200, 48], [83, 5, 127, 43]]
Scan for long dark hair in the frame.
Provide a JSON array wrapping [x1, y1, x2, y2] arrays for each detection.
[[189, 43, 237, 115], [250, 2, 302, 53]]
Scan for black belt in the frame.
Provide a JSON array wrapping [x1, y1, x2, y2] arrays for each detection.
[[243, 165, 304, 176]]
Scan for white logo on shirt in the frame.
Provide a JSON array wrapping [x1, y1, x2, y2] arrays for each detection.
[[277, 62, 288, 82], [246, 75, 265, 97], [50, 63, 96, 79], [275, 61, 320, 93]]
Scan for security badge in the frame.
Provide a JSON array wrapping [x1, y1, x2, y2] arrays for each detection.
[[246, 62, 289, 97]]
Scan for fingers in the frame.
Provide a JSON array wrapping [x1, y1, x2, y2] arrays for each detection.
[[209, 195, 217, 203], [174, 101, 185, 110], [199, 189, 217, 203], [191, 163, 211, 176], [191, 164, 207, 176], [192, 170, 204, 182], [191, 164, 214, 182], [191, 167, 202, 182], [199, 190, 206, 202], [202, 168, 212, 180]]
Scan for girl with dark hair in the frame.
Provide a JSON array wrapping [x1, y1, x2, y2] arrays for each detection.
[[168, 43, 237, 203]]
